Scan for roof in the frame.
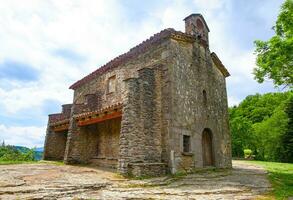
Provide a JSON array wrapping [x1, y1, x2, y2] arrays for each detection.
[[70, 29, 170, 89], [69, 28, 228, 89], [211, 52, 230, 77], [69, 28, 195, 90], [183, 13, 210, 32]]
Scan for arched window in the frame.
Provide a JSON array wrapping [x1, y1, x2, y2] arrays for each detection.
[[203, 90, 207, 106], [196, 19, 204, 38], [196, 19, 204, 30]]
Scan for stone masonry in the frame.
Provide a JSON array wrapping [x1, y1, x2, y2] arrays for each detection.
[[43, 13, 232, 176]]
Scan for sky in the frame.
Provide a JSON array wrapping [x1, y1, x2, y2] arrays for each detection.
[[0, 0, 284, 147]]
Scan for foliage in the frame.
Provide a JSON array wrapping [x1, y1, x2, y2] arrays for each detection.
[[243, 149, 252, 159], [280, 95, 293, 162], [243, 160, 293, 200], [253, 0, 293, 88], [252, 105, 288, 161], [229, 116, 253, 157], [229, 91, 293, 162], [0, 144, 36, 162]]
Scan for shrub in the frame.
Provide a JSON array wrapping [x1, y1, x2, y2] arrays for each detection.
[[244, 149, 253, 159]]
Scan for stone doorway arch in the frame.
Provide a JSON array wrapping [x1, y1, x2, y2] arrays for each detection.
[[202, 128, 214, 166]]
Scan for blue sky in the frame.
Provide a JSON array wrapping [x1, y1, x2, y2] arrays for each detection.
[[0, 0, 284, 147]]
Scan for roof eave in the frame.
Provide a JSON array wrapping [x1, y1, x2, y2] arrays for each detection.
[[211, 52, 230, 78]]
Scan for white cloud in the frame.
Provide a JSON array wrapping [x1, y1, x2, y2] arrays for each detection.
[[0, 0, 283, 146], [0, 0, 125, 114], [228, 96, 241, 107], [0, 124, 46, 148]]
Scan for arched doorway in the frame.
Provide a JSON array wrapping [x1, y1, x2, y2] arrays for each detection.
[[202, 128, 214, 166]]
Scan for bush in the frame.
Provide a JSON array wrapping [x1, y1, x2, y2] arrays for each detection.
[[244, 149, 253, 159]]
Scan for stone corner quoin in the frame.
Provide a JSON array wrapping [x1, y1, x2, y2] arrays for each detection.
[[43, 13, 232, 177]]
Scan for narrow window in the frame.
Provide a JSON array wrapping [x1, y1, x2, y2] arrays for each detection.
[[203, 90, 207, 106], [107, 76, 116, 93], [183, 135, 191, 153]]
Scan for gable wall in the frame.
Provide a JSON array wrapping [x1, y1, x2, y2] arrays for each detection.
[[73, 39, 171, 107], [168, 39, 231, 171]]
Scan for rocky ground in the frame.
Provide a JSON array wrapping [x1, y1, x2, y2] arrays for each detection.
[[0, 160, 271, 200]]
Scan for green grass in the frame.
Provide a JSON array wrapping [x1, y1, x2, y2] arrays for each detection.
[[38, 160, 65, 165], [0, 160, 38, 165], [0, 160, 64, 165], [243, 160, 293, 200]]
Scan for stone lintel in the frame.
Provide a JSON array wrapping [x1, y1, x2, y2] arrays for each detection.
[[123, 77, 138, 82], [137, 67, 153, 72]]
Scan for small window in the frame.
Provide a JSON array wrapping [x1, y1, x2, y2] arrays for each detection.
[[183, 135, 191, 153], [203, 90, 207, 106], [107, 76, 116, 93]]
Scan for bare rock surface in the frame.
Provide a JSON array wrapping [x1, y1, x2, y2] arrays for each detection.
[[0, 161, 271, 199]]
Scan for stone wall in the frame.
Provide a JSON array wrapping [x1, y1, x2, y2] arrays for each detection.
[[66, 39, 172, 173], [118, 67, 166, 176], [43, 128, 67, 160], [63, 103, 80, 163], [72, 39, 171, 108], [64, 109, 121, 166], [167, 38, 232, 171], [91, 117, 121, 168], [128, 163, 166, 177], [43, 104, 72, 161]]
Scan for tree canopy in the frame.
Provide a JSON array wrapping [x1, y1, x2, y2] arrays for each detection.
[[253, 0, 293, 88], [229, 91, 293, 162]]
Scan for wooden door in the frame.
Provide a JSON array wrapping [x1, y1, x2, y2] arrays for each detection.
[[202, 129, 214, 166]]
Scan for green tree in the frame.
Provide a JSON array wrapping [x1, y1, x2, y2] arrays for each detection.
[[230, 116, 253, 157], [229, 91, 292, 162], [280, 95, 293, 162], [0, 145, 35, 162], [253, 105, 288, 161], [253, 0, 293, 87]]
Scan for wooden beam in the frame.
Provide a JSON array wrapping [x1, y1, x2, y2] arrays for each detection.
[[53, 124, 69, 132], [78, 111, 122, 126]]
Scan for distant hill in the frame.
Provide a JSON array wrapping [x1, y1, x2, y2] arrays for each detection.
[[35, 147, 44, 152], [14, 146, 43, 160], [34, 151, 43, 160], [14, 146, 30, 153]]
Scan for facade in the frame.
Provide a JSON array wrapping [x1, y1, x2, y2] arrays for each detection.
[[43, 14, 232, 176]]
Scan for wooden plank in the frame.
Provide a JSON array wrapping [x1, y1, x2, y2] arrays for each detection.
[[78, 111, 122, 126], [53, 125, 69, 132]]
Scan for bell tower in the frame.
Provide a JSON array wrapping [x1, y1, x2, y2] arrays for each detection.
[[184, 14, 210, 46]]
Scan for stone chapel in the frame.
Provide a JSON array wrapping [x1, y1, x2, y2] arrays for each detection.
[[43, 14, 232, 176]]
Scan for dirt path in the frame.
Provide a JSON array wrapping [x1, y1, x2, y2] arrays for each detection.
[[0, 160, 271, 200]]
